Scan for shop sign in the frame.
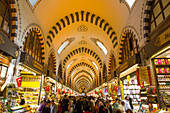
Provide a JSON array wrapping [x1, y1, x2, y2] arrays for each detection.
[[0, 54, 10, 66], [120, 61, 129, 73], [154, 28, 170, 47], [20, 52, 45, 73], [137, 67, 152, 85], [16, 77, 22, 87], [32, 60, 43, 72], [142, 28, 170, 59]]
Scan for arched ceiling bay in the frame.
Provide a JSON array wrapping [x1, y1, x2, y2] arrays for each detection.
[[32, 0, 130, 92], [34, 0, 129, 38]]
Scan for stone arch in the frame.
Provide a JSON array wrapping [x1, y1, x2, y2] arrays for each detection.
[[10, 0, 18, 41], [22, 26, 45, 63], [46, 11, 118, 48], [47, 50, 57, 73], [63, 47, 102, 68], [108, 53, 116, 75], [143, 0, 154, 41], [119, 26, 139, 64], [68, 62, 96, 76]]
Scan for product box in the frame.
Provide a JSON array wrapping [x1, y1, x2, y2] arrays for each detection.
[[158, 59, 162, 65], [161, 59, 165, 65], [154, 59, 158, 65], [165, 59, 169, 64]]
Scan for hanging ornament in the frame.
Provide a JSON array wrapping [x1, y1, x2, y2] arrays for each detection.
[[100, 90, 102, 93], [46, 86, 50, 91], [105, 88, 107, 93], [127, 75, 130, 85], [114, 86, 118, 92], [57, 89, 60, 94]]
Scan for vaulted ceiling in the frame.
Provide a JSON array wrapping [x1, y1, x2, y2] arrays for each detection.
[[31, 0, 131, 92]]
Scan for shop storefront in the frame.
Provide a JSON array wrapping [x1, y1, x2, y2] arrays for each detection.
[[9, 52, 46, 112], [117, 51, 142, 111], [0, 31, 18, 112], [108, 78, 118, 100], [142, 27, 170, 110]]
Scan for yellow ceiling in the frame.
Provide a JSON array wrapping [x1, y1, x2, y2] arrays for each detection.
[[32, 0, 130, 92]]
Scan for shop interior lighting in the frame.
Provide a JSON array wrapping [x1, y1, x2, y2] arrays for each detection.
[[151, 46, 170, 59], [92, 61, 98, 70], [96, 41, 108, 55], [29, 0, 38, 6], [125, 0, 135, 8], [58, 40, 69, 54], [120, 64, 139, 78], [67, 61, 74, 69]]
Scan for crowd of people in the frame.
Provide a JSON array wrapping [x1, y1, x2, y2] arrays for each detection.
[[38, 95, 134, 113]]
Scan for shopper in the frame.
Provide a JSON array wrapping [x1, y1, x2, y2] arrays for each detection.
[[19, 95, 25, 105], [69, 96, 74, 113], [51, 100, 57, 113], [42, 100, 51, 113], [119, 101, 125, 113], [75, 98, 83, 113], [38, 100, 46, 113], [124, 96, 132, 111], [62, 95, 69, 113], [58, 100, 62, 113], [129, 98, 133, 110]]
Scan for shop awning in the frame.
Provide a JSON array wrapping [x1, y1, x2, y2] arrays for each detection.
[[0, 31, 18, 58]]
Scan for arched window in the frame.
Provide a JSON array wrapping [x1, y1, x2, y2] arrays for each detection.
[[0, 0, 11, 37], [24, 31, 43, 63], [150, 0, 169, 32], [122, 32, 138, 63], [48, 54, 55, 74]]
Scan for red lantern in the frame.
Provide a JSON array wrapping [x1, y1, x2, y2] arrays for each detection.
[[100, 90, 102, 93], [46, 86, 50, 91], [16, 77, 22, 87]]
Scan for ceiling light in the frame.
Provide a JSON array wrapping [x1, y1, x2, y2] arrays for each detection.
[[97, 41, 107, 55], [125, 0, 135, 8], [29, 0, 37, 6], [92, 61, 98, 70], [67, 61, 74, 69], [58, 40, 69, 54]]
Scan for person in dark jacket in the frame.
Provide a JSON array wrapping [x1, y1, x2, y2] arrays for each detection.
[[129, 98, 133, 110], [20, 96, 25, 105], [38, 100, 47, 113], [75, 99, 83, 113]]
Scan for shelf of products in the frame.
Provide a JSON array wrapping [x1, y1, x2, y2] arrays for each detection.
[[153, 58, 170, 108], [17, 88, 40, 105], [121, 75, 141, 111]]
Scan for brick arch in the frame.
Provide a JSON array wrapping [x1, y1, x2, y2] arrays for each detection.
[[143, 0, 154, 41], [76, 79, 90, 87], [68, 62, 96, 76], [74, 75, 92, 84], [22, 26, 45, 63], [48, 51, 57, 73], [63, 47, 102, 68], [68, 68, 94, 87], [10, 0, 18, 41], [119, 27, 139, 64], [46, 11, 118, 48]]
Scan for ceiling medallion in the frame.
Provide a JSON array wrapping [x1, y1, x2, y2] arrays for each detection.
[[78, 40, 87, 45], [77, 25, 88, 32]]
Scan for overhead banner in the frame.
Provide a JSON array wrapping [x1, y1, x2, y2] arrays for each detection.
[[137, 66, 152, 85]]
